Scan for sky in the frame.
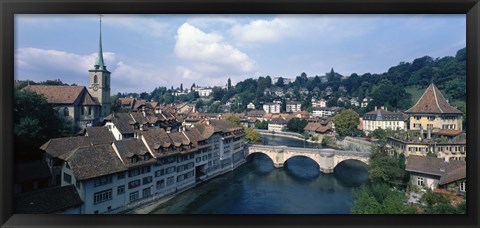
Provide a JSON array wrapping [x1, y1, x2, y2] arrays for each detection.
[[15, 14, 465, 94]]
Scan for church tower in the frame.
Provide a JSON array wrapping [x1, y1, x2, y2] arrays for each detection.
[[88, 15, 111, 118]]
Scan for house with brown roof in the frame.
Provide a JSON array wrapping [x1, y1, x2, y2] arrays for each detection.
[[405, 83, 463, 131], [406, 155, 466, 194], [23, 85, 101, 129], [37, 118, 246, 214]]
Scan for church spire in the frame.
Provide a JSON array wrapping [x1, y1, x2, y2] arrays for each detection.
[[94, 14, 107, 71]]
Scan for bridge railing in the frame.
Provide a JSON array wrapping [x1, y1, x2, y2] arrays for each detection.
[[248, 144, 370, 157]]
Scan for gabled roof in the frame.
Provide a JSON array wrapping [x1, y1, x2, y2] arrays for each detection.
[[63, 144, 126, 181], [104, 113, 135, 135], [406, 155, 465, 185], [83, 126, 115, 145], [141, 128, 172, 150], [24, 85, 99, 105], [15, 185, 82, 214], [405, 83, 462, 114], [114, 139, 153, 166], [40, 136, 92, 158]]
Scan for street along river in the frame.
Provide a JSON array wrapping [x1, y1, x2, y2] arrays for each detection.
[[151, 134, 368, 214]]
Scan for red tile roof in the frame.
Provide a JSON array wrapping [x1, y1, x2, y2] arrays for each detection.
[[24, 85, 98, 105], [405, 83, 462, 114]]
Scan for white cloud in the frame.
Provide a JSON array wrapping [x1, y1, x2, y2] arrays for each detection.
[[174, 23, 256, 73], [14, 47, 170, 94], [229, 18, 292, 44]]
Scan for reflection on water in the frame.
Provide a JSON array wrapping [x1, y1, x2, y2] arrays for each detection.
[[151, 135, 368, 214]]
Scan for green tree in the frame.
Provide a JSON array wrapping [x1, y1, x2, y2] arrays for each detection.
[[245, 127, 261, 143], [255, 120, 268, 130], [368, 144, 406, 187], [286, 118, 308, 134], [275, 77, 284, 87], [420, 189, 465, 214], [225, 115, 241, 127], [110, 95, 123, 113], [370, 128, 387, 139], [14, 90, 70, 161], [352, 183, 417, 214], [333, 110, 360, 137]]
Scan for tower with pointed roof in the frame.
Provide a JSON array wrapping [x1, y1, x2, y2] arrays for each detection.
[[88, 14, 111, 118], [405, 83, 462, 131]]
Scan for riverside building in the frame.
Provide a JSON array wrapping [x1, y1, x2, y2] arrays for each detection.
[[39, 119, 245, 214]]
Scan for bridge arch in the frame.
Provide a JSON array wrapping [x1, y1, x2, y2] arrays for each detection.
[[333, 157, 369, 170], [246, 151, 276, 166], [284, 155, 320, 169]]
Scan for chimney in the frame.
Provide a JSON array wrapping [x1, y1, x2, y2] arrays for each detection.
[[206, 120, 210, 125], [427, 125, 432, 139], [142, 110, 146, 117]]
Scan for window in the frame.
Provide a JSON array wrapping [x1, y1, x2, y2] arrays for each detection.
[[94, 176, 112, 187], [94, 75, 98, 84], [130, 191, 139, 202], [460, 181, 466, 192], [128, 168, 141, 177], [117, 173, 125, 180], [141, 166, 151, 174], [105, 76, 108, 88], [142, 176, 152, 185], [177, 165, 184, 172], [94, 189, 112, 204], [63, 173, 72, 184], [156, 180, 165, 190], [428, 116, 435, 121], [128, 179, 141, 189], [142, 187, 151, 197], [166, 177, 175, 186], [177, 175, 185, 182], [417, 177, 424, 186], [88, 106, 92, 115], [155, 169, 165, 177], [117, 185, 125, 195], [63, 107, 69, 116], [166, 166, 176, 174]]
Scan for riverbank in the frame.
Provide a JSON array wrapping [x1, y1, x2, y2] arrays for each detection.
[[125, 159, 247, 214]]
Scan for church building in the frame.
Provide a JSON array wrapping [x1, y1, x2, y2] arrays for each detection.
[[24, 18, 111, 129]]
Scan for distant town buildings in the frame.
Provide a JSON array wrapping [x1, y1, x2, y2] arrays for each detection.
[[286, 101, 302, 113], [362, 106, 407, 134], [263, 103, 281, 114], [361, 97, 373, 108], [312, 107, 337, 117], [268, 118, 288, 132], [247, 102, 255, 109]]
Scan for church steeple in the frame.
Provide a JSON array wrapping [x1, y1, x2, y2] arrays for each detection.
[[89, 14, 111, 119], [93, 14, 108, 72]]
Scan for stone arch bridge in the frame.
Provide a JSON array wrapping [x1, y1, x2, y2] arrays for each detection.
[[247, 145, 370, 173]]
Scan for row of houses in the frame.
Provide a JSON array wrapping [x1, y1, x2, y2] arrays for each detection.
[[16, 118, 246, 214]]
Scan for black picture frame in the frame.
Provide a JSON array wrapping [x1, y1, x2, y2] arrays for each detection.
[[1, 0, 479, 227]]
